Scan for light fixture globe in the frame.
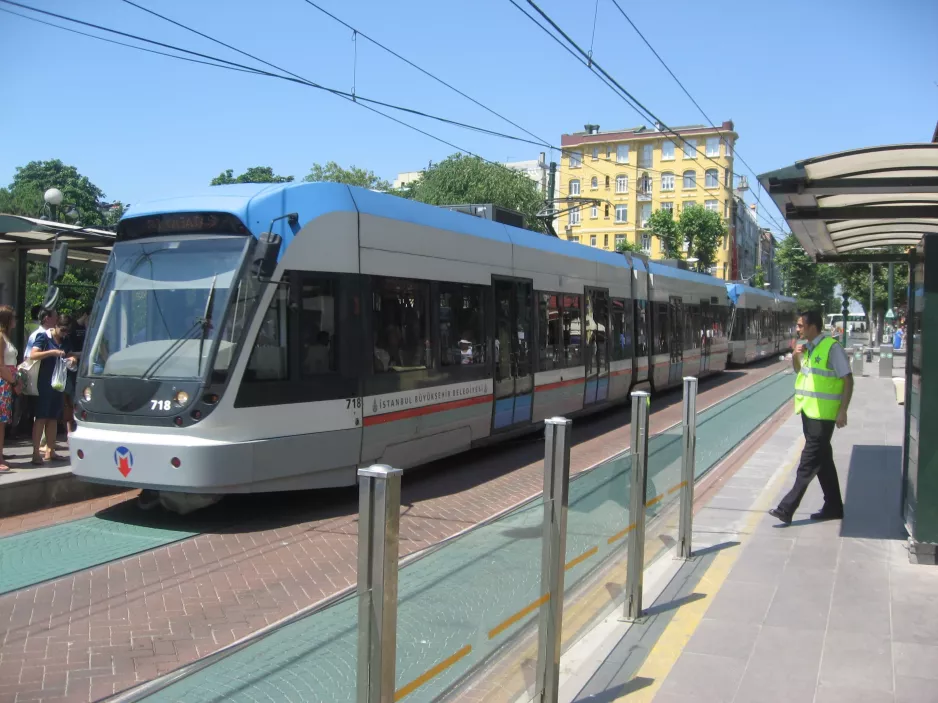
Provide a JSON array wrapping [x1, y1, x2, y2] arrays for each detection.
[[44, 188, 64, 206]]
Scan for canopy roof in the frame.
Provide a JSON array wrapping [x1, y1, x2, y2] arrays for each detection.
[[0, 214, 114, 266], [758, 144, 938, 258]]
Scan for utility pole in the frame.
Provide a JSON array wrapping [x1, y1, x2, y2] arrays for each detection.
[[886, 263, 895, 338], [869, 264, 874, 344], [543, 161, 558, 238]]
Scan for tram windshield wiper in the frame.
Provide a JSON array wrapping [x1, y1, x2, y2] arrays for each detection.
[[141, 321, 204, 380], [197, 275, 218, 376]]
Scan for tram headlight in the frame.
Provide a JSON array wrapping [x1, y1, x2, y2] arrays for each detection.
[[174, 390, 190, 407], [82, 386, 92, 402]]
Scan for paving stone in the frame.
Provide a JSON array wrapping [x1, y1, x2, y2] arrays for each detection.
[[656, 652, 745, 703], [733, 668, 817, 703], [743, 625, 825, 679], [683, 619, 760, 661], [895, 675, 938, 703], [814, 684, 896, 703], [892, 641, 938, 681], [819, 631, 894, 693]]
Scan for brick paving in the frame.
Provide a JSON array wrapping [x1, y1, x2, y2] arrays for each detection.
[[0, 360, 783, 702]]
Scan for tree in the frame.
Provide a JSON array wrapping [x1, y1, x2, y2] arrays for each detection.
[[304, 161, 392, 191], [677, 204, 725, 270], [615, 237, 642, 253], [408, 154, 545, 231], [211, 166, 293, 185], [837, 250, 909, 340], [774, 233, 839, 311], [25, 262, 99, 319], [647, 208, 681, 259], [6, 160, 107, 225], [753, 265, 766, 288]]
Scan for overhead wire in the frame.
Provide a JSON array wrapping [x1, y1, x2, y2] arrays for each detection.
[[608, 0, 788, 234]]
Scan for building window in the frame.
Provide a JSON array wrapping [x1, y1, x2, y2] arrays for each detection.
[[661, 201, 674, 214], [661, 172, 675, 191], [373, 277, 431, 373], [569, 150, 582, 168], [662, 140, 675, 160], [641, 233, 651, 253], [590, 234, 597, 247], [683, 139, 697, 159], [615, 174, 628, 193], [639, 144, 653, 167], [706, 137, 720, 157], [615, 205, 628, 223], [659, 237, 667, 252], [615, 234, 625, 249], [604, 234, 609, 248], [591, 146, 600, 160], [683, 170, 696, 189], [570, 235, 580, 243], [616, 144, 629, 163], [682, 201, 696, 212], [569, 179, 580, 196], [605, 175, 610, 189], [604, 204, 610, 218], [705, 199, 719, 213], [439, 284, 486, 367], [724, 168, 731, 187], [591, 204, 598, 219], [570, 206, 580, 225], [724, 201, 730, 218], [724, 138, 733, 157], [639, 173, 653, 195], [640, 203, 651, 227], [705, 169, 719, 188], [590, 176, 598, 190]]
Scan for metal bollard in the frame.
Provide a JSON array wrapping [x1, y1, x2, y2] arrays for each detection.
[[851, 344, 864, 376], [879, 344, 894, 378], [357, 465, 403, 703], [536, 418, 572, 703], [678, 378, 698, 560], [624, 391, 650, 621]]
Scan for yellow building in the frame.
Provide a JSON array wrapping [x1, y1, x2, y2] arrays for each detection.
[[557, 121, 737, 280]]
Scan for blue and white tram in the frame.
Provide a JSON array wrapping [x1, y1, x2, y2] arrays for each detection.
[[68, 183, 732, 509], [726, 283, 797, 364]]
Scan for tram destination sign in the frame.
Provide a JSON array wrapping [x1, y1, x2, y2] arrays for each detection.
[[118, 212, 250, 241]]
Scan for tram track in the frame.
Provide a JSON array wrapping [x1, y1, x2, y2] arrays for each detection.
[[0, 359, 786, 703]]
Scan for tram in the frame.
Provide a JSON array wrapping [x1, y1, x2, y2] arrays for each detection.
[[68, 182, 741, 510], [725, 282, 797, 364]]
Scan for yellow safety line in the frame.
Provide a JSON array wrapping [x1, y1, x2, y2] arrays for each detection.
[[645, 493, 664, 507], [488, 593, 550, 640], [614, 439, 803, 702], [607, 523, 636, 545], [394, 644, 473, 701], [565, 546, 598, 572], [667, 481, 687, 495]]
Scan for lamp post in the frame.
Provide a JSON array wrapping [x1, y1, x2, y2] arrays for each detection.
[[686, 256, 699, 273], [43, 188, 64, 222]]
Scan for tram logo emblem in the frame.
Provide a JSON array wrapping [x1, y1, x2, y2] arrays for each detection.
[[114, 446, 134, 477]]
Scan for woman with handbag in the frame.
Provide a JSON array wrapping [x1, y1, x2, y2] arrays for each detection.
[[28, 321, 69, 465], [0, 305, 20, 473]]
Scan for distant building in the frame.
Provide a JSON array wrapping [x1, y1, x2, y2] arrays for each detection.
[[758, 228, 778, 291], [732, 198, 762, 283], [393, 171, 422, 190]]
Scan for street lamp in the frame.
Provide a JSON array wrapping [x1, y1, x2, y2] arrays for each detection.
[[686, 256, 699, 272], [43, 188, 64, 221]]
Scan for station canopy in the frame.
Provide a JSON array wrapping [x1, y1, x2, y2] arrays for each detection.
[[759, 144, 938, 260], [0, 214, 114, 266]]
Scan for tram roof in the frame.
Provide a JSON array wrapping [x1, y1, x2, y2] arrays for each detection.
[[0, 214, 114, 267], [758, 143, 938, 260]]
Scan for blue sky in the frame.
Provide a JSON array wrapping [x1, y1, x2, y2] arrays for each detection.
[[1, 0, 936, 233]]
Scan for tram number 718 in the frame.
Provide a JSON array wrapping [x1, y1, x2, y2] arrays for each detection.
[[346, 397, 362, 410], [151, 400, 172, 411]]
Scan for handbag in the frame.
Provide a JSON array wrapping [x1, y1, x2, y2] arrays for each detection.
[[51, 357, 68, 392], [16, 358, 40, 396]]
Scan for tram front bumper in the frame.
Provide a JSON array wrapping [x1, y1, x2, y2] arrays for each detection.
[[69, 424, 253, 493]]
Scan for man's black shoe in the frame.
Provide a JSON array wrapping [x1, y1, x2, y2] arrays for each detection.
[[769, 508, 792, 525], [810, 509, 844, 521]]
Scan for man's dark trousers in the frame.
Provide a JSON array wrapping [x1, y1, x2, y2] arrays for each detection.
[[777, 412, 844, 518]]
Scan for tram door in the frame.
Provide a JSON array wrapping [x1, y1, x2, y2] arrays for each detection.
[[584, 288, 611, 405], [668, 296, 684, 386], [493, 278, 534, 430], [700, 300, 712, 373]]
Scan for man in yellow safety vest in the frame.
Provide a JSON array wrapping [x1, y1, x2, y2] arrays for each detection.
[[769, 310, 854, 525]]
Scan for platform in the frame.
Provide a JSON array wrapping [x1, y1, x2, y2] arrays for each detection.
[[558, 371, 938, 703]]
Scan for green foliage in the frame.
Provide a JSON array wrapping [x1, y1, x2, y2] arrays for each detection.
[[646, 208, 680, 259], [774, 234, 839, 311], [615, 237, 642, 253], [26, 262, 98, 318], [211, 166, 294, 185], [837, 250, 909, 316], [6, 160, 107, 225], [303, 161, 392, 191], [677, 204, 725, 269], [407, 154, 545, 232], [753, 265, 766, 288]]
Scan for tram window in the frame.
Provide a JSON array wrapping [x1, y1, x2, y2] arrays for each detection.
[[538, 292, 563, 370], [653, 303, 670, 355], [243, 284, 290, 382], [562, 294, 582, 367], [634, 299, 649, 356], [733, 308, 747, 340], [372, 277, 431, 373], [299, 276, 337, 377], [585, 290, 608, 371], [611, 298, 633, 360], [749, 309, 761, 338], [685, 304, 700, 349], [439, 283, 485, 367]]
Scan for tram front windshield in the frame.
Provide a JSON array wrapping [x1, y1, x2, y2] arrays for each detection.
[[83, 236, 252, 380]]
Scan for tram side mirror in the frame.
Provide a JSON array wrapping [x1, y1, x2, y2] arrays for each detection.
[[253, 232, 282, 280]]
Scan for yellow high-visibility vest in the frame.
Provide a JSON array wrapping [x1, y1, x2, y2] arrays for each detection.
[[794, 336, 845, 421]]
